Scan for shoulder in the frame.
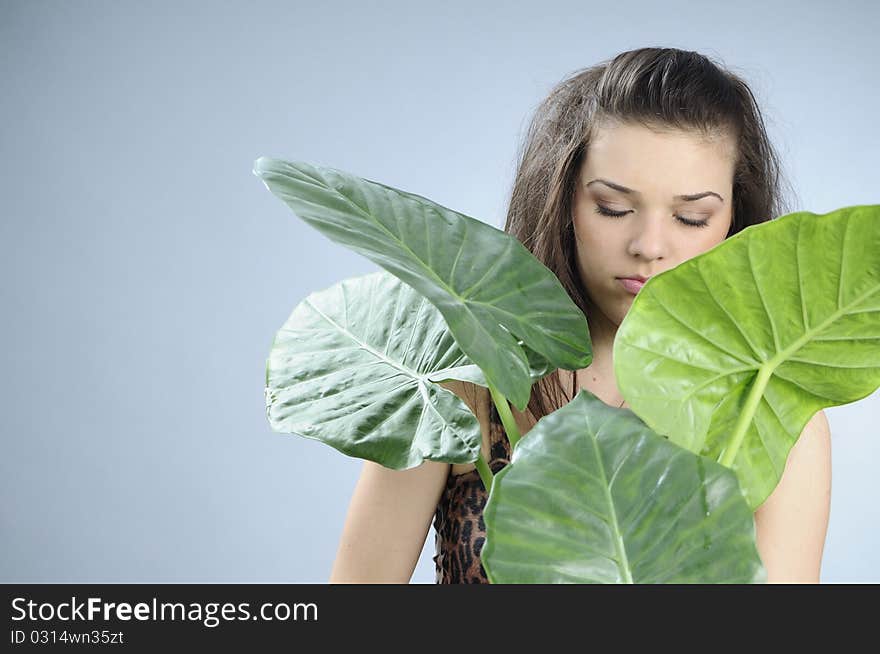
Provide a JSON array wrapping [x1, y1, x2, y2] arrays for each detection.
[[752, 408, 832, 582], [777, 408, 832, 495], [769, 408, 832, 493], [755, 408, 832, 516], [791, 409, 832, 463], [805, 408, 830, 434]]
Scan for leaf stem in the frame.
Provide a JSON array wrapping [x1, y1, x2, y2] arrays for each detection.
[[488, 383, 522, 450], [719, 364, 774, 468], [474, 451, 494, 493]]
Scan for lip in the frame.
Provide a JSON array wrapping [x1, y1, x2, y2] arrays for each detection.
[[617, 277, 649, 295]]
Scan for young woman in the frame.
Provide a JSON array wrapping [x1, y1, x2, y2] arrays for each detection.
[[329, 47, 832, 584]]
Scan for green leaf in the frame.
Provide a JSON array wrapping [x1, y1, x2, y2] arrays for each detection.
[[266, 270, 491, 468], [481, 390, 765, 583], [253, 157, 592, 410], [614, 205, 880, 509]]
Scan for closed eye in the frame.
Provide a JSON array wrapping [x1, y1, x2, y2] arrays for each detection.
[[594, 204, 710, 228]]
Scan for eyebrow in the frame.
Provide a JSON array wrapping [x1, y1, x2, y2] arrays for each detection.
[[586, 178, 724, 203]]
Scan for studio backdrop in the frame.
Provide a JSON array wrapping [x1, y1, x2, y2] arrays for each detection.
[[2, 0, 877, 583]]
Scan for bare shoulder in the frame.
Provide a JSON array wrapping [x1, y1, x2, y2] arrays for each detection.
[[752, 408, 831, 517], [753, 408, 832, 582], [766, 408, 831, 493], [792, 408, 832, 460]]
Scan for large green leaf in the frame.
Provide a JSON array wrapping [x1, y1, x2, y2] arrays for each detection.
[[614, 205, 880, 509], [481, 390, 764, 583], [265, 270, 495, 468], [253, 157, 592, 410]]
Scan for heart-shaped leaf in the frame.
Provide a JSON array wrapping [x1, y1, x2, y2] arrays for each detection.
[[481, 390, 765, 583], [614, 205, 880, 508], [254, 157, 592, 410], [266, 270, 495, 468]]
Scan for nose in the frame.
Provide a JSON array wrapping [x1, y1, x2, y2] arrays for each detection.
[[626, 213, 668, 261]]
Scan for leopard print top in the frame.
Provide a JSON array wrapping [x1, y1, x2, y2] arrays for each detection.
[[432, 417, 512, 584]]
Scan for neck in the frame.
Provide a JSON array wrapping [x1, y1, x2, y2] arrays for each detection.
[[576, 304, 626, 408]]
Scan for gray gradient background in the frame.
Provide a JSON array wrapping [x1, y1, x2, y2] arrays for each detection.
[[2, 0, 878, 583]]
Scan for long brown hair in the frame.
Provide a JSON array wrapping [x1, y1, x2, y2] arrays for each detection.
[[489, 47, 795, 432]]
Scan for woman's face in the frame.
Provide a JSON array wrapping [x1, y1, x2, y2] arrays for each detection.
[[572, 120, 736, 333]]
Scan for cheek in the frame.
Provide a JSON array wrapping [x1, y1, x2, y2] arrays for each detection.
[[713, 210, 734, 242], [574, 211, 612, 252], [681, 211, 732, 256], [695, 220, 731, 252], [574, 230, 615, 289], [573, 222, 599, 270]]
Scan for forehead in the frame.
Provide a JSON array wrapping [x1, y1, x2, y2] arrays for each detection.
[[581, 121, 736, 192]]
